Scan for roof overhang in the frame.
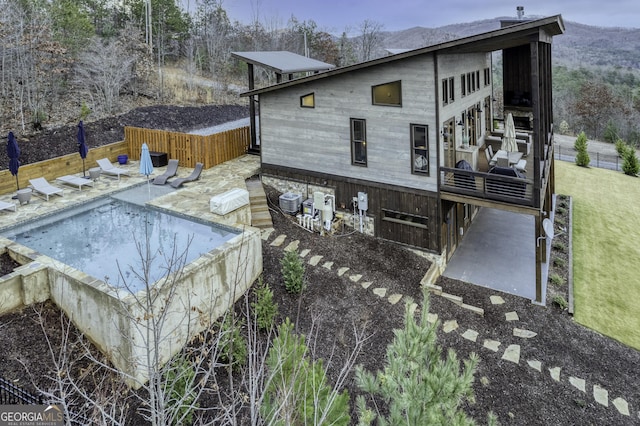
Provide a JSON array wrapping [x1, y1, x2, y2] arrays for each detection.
[[240, 15, 564, 97], [231, 51, 336, 75]]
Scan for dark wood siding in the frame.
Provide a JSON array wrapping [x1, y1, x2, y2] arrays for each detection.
[[262, 164, 441, 251], [503, 44, 531, 105]]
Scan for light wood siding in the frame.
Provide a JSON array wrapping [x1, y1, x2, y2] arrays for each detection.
[[260, 55, 437, 192], [436, 53, 493, 161]]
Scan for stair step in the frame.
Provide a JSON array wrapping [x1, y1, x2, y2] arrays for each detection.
[[246, 178, 273, 229]]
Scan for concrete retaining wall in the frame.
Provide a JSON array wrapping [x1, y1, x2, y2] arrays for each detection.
[[0, 227, 262, 389]]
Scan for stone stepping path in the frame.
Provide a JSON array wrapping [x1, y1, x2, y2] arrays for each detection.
[[436, 290, 634, 419], [263, 231, 635, 420], [264, 232, 413, 314]]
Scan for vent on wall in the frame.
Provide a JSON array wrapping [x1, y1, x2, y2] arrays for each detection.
[[279, 192, 302, 214]]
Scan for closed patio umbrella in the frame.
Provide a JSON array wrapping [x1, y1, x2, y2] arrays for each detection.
[[501, 113, 518, 153], [139, 143, 154, 197], [78, 121, 88, 177], [7, 132, 20, 191]]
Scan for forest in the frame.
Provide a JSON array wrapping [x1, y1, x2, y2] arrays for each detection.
[[1, 0, 639, 145]]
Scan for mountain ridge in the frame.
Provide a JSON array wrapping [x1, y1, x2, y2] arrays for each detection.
[[372, 18, 640, 70]]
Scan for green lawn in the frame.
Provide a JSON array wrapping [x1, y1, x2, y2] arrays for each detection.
[[556, 161, 640, 350]]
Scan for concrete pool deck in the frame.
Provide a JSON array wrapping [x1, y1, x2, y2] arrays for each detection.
[[0, 154, 261, 231]]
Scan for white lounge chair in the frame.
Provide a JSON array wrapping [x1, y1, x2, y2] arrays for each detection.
[[97, 158, 130, 180], [152, 159, 179, 185], [56, 175, 94, 190], [0, 200, 16, 212], [29, 178, 64, 201]]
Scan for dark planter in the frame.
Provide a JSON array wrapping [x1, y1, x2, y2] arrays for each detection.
[[117, 154, 128, 165]]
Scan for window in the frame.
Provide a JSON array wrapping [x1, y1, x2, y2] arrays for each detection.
[[300, 93, 315, 108], [411, 124, 428, 175], [351, 118, 367, 166], [382, 209, 429, 229], [442, 79, 449, 105], [476, 70, 480, 89], [372, 81, 402, 106], [466, 72, 472, 94], [448, 77, 455, 103], [484, 68, 491, 86], [461, 74, 466, 97]]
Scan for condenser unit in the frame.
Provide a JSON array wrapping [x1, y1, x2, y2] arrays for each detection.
[[279, 192, 302, 214]]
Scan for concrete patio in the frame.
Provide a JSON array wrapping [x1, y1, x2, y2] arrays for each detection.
[[0, 155, 261, 232], [443, 207, 552, 302]]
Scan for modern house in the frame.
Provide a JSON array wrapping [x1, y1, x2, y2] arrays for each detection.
[[237, 15, 565, 303]]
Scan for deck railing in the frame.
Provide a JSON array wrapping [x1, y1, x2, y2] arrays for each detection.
[[439, 167, 535, 206]]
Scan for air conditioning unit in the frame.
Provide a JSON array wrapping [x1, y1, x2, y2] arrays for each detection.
[[279, 192, 302, 214]]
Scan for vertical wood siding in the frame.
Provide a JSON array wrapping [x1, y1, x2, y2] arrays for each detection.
[[263, 165, 440, 251]]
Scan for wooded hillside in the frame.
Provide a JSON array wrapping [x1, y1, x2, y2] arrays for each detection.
[[1, 1, 638, 145]]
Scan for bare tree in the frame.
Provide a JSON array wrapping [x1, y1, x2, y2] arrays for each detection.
[[195, 0, 232, 79], [23, 225, 370, 425], [74, 36, 135, 114], [1, 0, 69, 131], [574, 80, 626, 139], [357, 19, 384, 62]]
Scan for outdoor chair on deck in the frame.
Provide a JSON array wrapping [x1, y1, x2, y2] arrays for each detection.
[[56, 175, 94, 190], [170, 163, 203, 188], [0, 200, 16, 212], [29, 178, 64, 201], [484, 148, 493, 168], [514, 159, 527, 173], [97, 158, 130, 180], [152, 159, 179, 185]]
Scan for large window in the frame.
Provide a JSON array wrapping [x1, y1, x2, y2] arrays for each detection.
[[350, 118, 367, 166], [372, 81, 402, 106], [411, 124, 428, 175]]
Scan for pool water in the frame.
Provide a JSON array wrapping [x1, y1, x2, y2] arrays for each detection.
[[6, 196, 239, 290]]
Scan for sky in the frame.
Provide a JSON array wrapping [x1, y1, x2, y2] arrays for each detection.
[[207, 0, 640, 33]]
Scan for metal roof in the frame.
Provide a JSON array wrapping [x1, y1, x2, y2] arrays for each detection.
[[240, 15, 564, 97], [385, 48, 413, 55], [231, 51, 336, 74]]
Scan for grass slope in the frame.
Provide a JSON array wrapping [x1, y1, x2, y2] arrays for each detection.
[[556, 160, 640, 350]]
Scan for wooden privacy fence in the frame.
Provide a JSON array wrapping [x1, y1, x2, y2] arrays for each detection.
[[0, 141, 127, 196], [125, 126, 250, 169]]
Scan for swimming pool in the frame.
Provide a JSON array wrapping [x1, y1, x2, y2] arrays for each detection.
[[6, 196, 239, 291], [0, 184, 262, 387]]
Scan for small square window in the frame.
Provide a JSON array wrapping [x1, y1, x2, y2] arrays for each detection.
[[300, 93, 315, 108]]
